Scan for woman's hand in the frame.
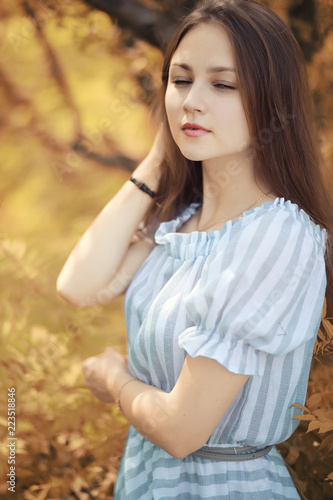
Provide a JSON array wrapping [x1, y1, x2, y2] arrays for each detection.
[[147, 126, 165, 163], [82, 347, 128, 403], [133, 126, 165, 191]]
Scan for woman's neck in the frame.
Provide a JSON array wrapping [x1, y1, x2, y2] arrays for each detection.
[[197, 155, 276, 231]]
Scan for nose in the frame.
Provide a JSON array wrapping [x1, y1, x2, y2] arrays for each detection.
[[182, 83, 207, 114]]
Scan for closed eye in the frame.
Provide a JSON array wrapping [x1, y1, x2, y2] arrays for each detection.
[[214, 83, 235, 90], [172, 79, 191, 85], [172, 80, 235, 90]]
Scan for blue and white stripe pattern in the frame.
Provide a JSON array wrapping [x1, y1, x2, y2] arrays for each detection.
[[114, 198, 327, 499]]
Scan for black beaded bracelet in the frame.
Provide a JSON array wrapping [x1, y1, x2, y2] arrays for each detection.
[[129, 176, 155, 198]]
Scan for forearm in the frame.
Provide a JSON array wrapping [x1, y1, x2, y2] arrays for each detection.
[[82, 348, 249, 460], [111, 358, 249, 459], [82, 347, 186, 457], [113, 374, 182, 458], [56, 156, 160, 306]]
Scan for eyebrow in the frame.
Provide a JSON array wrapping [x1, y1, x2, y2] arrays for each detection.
[[170, 63, 236, 73]]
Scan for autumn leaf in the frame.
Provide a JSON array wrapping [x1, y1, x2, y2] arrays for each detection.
[[318, 422, 333, 433], [306, 420, 321, 433], [292, 414, 317, 421], [306, 393, 322, 410], [290, 403, 308, 411]]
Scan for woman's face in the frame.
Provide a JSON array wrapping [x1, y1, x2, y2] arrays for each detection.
[[165, 23, 251, 164]]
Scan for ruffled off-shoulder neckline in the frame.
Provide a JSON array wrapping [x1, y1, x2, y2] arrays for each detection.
[[154, 197, 327, 260]]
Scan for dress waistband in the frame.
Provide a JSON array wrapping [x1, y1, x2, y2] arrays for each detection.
[[191, 444, 273, 461]]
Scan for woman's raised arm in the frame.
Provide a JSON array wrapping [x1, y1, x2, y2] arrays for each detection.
[[56, 132, 163, 307]]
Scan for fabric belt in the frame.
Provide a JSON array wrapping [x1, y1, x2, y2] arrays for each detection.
[[191, 444, 273, 461]]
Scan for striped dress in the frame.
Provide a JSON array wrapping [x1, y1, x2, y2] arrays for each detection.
[[113, 197, 327, 500]]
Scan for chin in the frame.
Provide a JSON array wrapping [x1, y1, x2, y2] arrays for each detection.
[[178, 147, 205, 162], [182, 154, 204, 162]]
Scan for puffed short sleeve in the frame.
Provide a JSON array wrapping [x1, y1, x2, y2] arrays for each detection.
[[178, 207, 327, 376]]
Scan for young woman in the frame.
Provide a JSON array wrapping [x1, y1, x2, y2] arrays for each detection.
[[57, 0, 333, 498]]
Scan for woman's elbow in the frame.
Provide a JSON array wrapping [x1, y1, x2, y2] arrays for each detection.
[[56, 286, 83, 308], [160, 426, 207, 460], [168, 448, 186, 460], [174, 440, 207, 460], [165, 441, 204, 460], [160, 440, 187, 460], [56, 277, 90, 308]]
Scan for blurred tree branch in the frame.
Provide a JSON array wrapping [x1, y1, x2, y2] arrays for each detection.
[[0, 59, 138, 178], [81, 0, 183, 49], [2, 0, 332, 176], [72, 139, 138, 171], [22, 1, 82, 133], [288, 0, 333, 62], [80, 0, 333, 58], [0, 0, 141, 176]]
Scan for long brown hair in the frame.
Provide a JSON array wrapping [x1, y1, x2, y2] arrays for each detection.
[[144, 0, 333, 315]]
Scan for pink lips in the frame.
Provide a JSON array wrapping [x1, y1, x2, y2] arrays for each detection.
[[182, 123, 210, 137]]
